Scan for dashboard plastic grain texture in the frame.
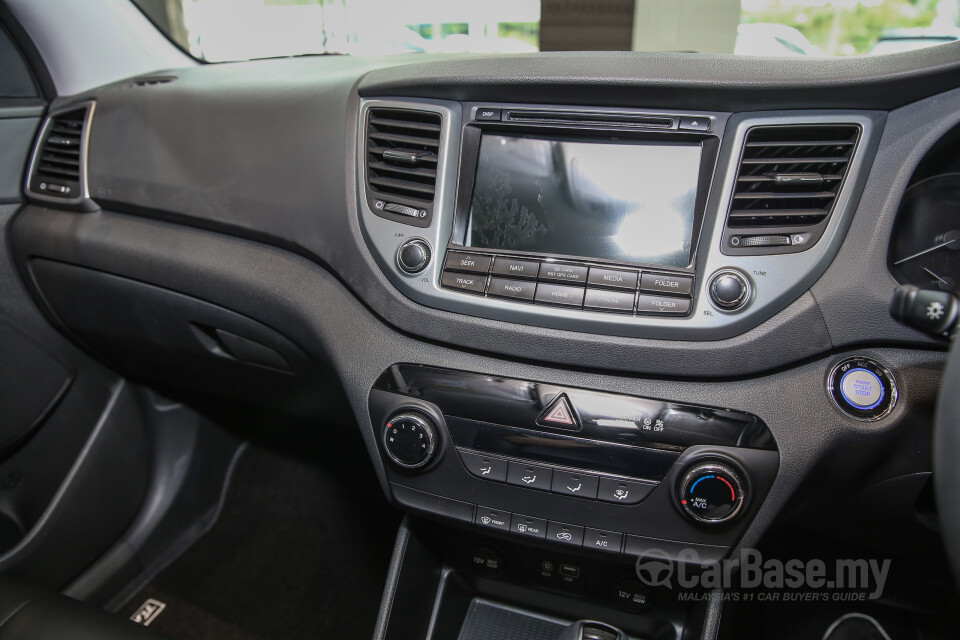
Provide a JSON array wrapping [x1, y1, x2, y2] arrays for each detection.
[[810, 86, 960, 348], [9, 207, 944, 556], [14, 207, 832, 377]]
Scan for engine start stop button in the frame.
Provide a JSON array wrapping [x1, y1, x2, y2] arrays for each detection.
[[828, 357, 897, 421], [839, 368, 885, 410]]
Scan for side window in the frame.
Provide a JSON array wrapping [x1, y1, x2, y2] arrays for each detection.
[[0, 24, 38, 98]]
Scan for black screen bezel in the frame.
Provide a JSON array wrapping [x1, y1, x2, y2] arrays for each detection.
[[450, 121, 720, 274]]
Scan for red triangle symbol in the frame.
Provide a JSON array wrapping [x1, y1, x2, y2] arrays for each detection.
[[542, 397, 574, 425]]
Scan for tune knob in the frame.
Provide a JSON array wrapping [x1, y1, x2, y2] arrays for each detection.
[[678, 461, 745, 525], [397, 239, 431, 274], [383, 410, 438, 470], [708, 269, 751, 311]]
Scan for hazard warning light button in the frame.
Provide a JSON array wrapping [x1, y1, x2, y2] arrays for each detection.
[[536, 394, 580, 431]]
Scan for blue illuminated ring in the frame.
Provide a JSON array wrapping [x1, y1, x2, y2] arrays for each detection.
[[839, 368, 885, 411]]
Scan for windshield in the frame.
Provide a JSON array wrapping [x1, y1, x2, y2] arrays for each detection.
[[132, 0, 960, 62]]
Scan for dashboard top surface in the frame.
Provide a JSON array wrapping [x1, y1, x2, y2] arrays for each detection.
[[356, 45, 960, 109]]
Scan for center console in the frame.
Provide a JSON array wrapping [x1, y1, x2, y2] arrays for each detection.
[[355, 98, 881, 637], [370, 365, 780, 639]]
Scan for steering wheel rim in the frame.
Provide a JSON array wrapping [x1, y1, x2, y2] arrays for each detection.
[[935, 343, 960, 581]]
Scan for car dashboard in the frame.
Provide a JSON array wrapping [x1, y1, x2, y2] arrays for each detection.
[[7, 46, 960, 638]]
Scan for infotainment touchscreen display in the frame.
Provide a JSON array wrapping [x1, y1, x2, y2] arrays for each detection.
[[466, 134, 703, 268]]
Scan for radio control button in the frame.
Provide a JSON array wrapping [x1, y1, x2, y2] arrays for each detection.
[[534, 283, 585, 307], [584, 288, 635, 312], [488, 277, 536, 301], [597, 477, 656, 504], [475, 108, 501, 121], [540, 263, 589, 284], [492, 257, 540, 278], [587, 267, 638, 290], [679, 116, 711, 131], [636, 295, 691, 315], [441, 271, 487, 294], [507, 461, 553, 491], [444, 251, 492, 274], [639, 273, 693, 296], [551, 470, 599, 499]]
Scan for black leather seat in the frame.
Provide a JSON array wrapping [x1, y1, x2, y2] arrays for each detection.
[[0, 577, 168, 639]]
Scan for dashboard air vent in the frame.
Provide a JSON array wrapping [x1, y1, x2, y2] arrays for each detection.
[[727, 124, 860, 228], [366, 108, 441, 215], [129, 75, 176, 88], [27, 104, 92, 203]]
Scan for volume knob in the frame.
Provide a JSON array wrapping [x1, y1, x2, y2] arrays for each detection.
[[397, 239, 431, 274]]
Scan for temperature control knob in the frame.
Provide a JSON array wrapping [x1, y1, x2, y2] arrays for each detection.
[[383, 411, 438, 470], [397, 239, 431, 274], [708, 269, 751, 311], [678, 461, 745, 525]]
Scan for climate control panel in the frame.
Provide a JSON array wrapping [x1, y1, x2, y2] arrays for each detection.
[[369, 364, 779, 560]]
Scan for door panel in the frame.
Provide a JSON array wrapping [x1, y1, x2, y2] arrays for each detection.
[[0, 17, 150, 590]]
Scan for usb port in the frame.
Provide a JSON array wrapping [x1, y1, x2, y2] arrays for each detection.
[[559, 564, 580, 578]]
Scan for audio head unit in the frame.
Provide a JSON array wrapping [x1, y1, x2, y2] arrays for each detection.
[[356, 99, 881, 340], [436, 111, 721, 318]]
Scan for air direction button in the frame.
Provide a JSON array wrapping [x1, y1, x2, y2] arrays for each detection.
[[597, 477, 656, 505], [506, 461, 553, 491]]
